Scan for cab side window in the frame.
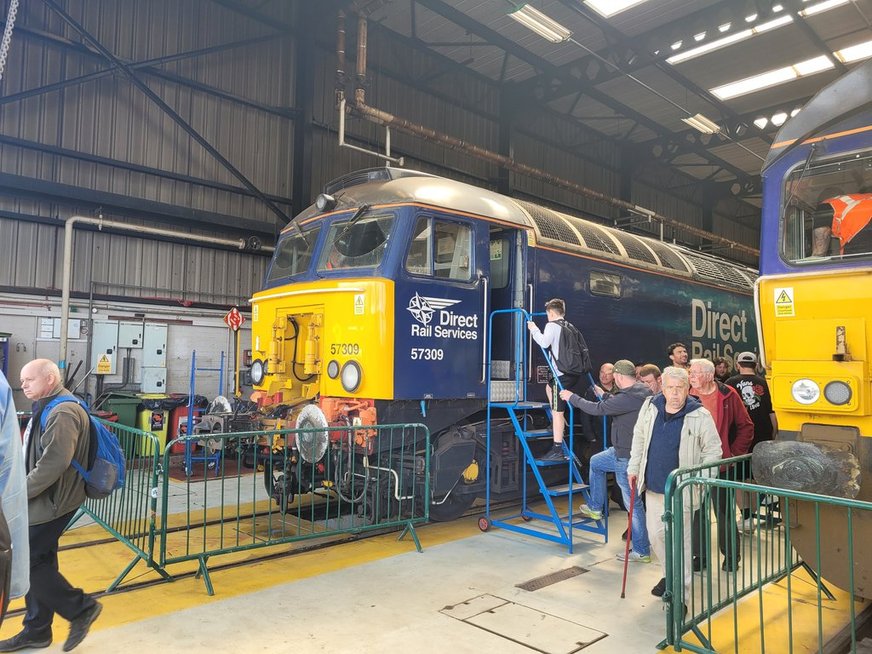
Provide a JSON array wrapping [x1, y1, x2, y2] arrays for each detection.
[[405, 217, 473, 281]]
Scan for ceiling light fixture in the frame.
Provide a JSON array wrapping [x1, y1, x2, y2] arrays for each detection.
[[694, 31, 707, 42], [745, 12, 758, 22], [508, 3, 572, 43], [681, 113, 721, 135], [667, 15, 792, 65], [584, 0, 650, 17], [718, 22, 732, 32]]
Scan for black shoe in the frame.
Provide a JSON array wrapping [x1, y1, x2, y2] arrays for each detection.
[[0, 630, 52, 652], [621, 529, 628, 542], [692, 556, 707, 572], [537, 447, 568, 462], [651, 577, 666, 597], [722, 558, 740, 572], [63, 602, 102, 652]]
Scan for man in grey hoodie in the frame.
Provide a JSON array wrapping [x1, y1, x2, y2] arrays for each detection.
[[0, 360, 102, 653], [559, 359, 652, 562]]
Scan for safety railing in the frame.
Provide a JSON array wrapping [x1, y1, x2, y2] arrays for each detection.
[[70, 420, 164, 591], [157, 422, 430, 594], [662, 454, 871, 653]]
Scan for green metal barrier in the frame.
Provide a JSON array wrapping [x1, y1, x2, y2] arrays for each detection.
[[69, 420, 164, 591], [661, 454, 871, 653], [157, 422, 430, 595]]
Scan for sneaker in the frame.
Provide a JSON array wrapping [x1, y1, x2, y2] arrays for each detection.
[[578, 504, 603, 520], [63, 602, 102, 652], [740, 516, 756, 533], [651, 577, 666, 597], [616, 550, 651, 563], [0, 630, 52, 652], [537, 447, 568, 462]]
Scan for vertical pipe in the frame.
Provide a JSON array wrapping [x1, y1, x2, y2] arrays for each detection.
[[355, 14, 367, 105], [60, 216, 85, 372]]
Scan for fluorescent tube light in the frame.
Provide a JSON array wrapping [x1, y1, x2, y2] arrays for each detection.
[[681, 113, 721, 135], [667, 15, 792, 65], [800, 0, 849, 16], [508, 4, 572, 43], [711, 55, 834, 100]]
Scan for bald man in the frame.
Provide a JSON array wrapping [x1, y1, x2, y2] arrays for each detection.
[[0, 359, 102, 653]]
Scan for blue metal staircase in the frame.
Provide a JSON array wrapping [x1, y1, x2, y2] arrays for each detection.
[[480, 309, 607, 553]]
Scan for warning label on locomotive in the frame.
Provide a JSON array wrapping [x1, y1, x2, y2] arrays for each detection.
[[407, 293, 479, 340], [774, 287, 795, 317]]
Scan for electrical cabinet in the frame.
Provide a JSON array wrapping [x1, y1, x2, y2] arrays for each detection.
[[91, 321, 119, 375], [118, 321, 144, 349], [141, 367, 166, 393], [143, 324, 167, 367]]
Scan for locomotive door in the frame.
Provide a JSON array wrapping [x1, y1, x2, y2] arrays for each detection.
[[486, 228, 526, 386]]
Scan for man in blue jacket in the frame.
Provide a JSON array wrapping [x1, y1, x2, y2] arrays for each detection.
[[560, 359, 652, 562], [0, 370, 29, 602]]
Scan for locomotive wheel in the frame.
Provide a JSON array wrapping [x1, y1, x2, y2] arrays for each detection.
[[429, 493, 476, 522], [478, 517, 491, 532]]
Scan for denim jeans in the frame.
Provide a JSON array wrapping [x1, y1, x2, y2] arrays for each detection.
[[589, 447, 650, 556]]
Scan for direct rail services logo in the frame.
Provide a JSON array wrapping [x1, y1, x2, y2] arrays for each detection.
[[407, 293, 479, 339]]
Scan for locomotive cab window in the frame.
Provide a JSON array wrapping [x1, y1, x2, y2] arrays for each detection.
[[782, 153, 872, 264], [318, 213, 394, 271], [405, 217, 473, 281], [266, 226, 321, 283]]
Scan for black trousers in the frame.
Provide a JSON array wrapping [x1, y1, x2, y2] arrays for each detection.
[[691, 477, 741, 565], [23, 511, 95, 633]]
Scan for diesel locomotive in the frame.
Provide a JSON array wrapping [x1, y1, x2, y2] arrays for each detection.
[[248, 167, 757, 520]]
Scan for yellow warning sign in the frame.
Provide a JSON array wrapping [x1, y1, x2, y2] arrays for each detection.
[[774, 286, 794, 317], [354, 293, 365, 316], [96, 353, 112, 375]]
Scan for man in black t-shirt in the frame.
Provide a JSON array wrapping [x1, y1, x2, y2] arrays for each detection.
[[725, 352, 779, 527]]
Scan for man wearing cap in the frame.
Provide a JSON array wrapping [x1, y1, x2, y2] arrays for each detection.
[[726, 352, 778, 527], [559, 359, 653, 562]]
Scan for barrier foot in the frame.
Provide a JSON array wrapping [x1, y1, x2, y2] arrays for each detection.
[[107, 554, 170, 591], [195, 555, 215, 595], [397, 521, 422, 553], [798, 560, 836, 601]]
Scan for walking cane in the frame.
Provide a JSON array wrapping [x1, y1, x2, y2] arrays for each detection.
[[620, 484, 636, 599]]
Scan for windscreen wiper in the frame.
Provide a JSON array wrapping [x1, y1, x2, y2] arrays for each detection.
[[334, 204, 371, 244]]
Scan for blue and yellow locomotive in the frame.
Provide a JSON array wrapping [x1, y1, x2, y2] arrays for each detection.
[[249, 167, 756, 519]]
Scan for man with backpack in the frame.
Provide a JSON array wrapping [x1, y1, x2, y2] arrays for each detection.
[[0, 360, 102, 652], [527, 298, 588, 461]]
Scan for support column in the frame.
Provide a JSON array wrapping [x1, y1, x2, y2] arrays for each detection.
[[292, 0, 316, 217]]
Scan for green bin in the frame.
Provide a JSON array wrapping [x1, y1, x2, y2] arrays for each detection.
[[101, 393, 142, 458]]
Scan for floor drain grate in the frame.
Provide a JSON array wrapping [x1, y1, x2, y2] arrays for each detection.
[[516, 566, 588, 591]]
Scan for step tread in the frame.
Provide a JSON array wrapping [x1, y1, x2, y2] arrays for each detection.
[[544, 483, 589, 496]]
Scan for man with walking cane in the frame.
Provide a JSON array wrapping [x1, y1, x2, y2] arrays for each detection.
[[627, 367, 722, 601], [559, 359, 652, 563]]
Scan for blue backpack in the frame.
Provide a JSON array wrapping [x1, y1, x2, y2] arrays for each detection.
[[40, 397, 126, 499]]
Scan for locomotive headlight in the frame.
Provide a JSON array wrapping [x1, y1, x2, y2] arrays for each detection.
[[340, 361, 362, 393], [327, 360, 340, 379], [315, 193, 336, 212], [791, 378, 820, 405], [250, 359, 266, 385], [824, 381, 852, 406]]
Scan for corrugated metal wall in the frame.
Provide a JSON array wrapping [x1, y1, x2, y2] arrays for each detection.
[[0, 0, 756, 308]]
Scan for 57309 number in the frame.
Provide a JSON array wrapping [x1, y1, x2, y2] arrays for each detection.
[[410, 348, 444, 361], [330, 343, 360, 355]]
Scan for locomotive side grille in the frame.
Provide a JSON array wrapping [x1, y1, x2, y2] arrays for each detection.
[[515, 200, 581, 246]]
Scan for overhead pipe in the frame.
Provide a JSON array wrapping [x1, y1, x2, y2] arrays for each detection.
[[341, 14, 759, 259], [58, 215, 271, 372]]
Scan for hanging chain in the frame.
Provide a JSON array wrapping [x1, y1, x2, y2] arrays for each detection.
[[0, 0, 21, 83]]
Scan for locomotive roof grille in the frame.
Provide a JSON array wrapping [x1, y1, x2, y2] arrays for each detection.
[[610, 230, 659, 267], [515, 200, 581, 246], [679, 251, 753, 291]]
